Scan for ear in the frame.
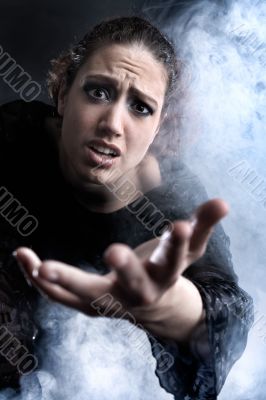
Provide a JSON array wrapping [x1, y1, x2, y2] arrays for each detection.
[[57, 80, 68, 117]]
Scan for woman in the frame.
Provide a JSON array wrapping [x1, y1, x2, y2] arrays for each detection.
[[0, 16, 252, 399]]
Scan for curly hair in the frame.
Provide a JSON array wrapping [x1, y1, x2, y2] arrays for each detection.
[[47, 16, 187, 157]]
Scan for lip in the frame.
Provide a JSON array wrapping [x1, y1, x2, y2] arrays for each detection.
[[87, 139, 122, 157], [84, 139, 121, 169]]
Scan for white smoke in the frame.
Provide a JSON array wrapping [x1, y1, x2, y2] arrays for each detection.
[[143, 0, 266, 398], [1, 0, 266, 398], [0, 298, 174, 400]]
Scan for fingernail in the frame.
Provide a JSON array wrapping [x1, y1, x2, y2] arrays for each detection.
[[189, 215, 198, 229], [32, 268, 39, 278], [161, 229, 172, 241], [149, 238, 170, 266], [12, 251, 32, 287]]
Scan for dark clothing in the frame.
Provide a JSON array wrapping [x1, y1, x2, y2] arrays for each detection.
[[0, 100, 253, 399]]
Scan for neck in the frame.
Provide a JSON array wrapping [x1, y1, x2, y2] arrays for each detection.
[[71, 156, 162, 214], [72, 183, 140, 214]]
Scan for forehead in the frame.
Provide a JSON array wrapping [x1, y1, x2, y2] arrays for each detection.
[[77, 44, 167, 105]]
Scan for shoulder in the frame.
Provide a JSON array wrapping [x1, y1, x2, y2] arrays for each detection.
[[0, 99, 55, 121], [0, 100, 59, 189], [146, 156, 209, 220], [0, 99, 56, 145], [0, 100, 58, 172]]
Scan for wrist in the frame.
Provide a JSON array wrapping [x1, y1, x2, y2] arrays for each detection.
[[134, 277, 205, 342]]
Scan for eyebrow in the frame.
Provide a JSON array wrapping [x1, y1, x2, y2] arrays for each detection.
[[83, 74, 159, 109]]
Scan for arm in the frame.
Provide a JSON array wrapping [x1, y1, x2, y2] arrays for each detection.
[[0, 101, 39, 388], [148, 224, 253, 399], [142, 159, 253, 398]]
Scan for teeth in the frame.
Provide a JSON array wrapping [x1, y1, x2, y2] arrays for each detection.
[[91, 145, 117, 156]]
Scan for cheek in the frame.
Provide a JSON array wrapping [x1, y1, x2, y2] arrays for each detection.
[[135, 121, 159, 148], [62, 107, 95, 145], [126, 126, 158, 161]]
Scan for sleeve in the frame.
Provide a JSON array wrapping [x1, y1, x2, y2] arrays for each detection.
[[0, 100, 29, 184], [0, 99, 53, 176], [147, 160, 254, 400], [0, 101, 39, 389]]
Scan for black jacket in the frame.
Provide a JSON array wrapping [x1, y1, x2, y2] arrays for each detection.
[[0, 100, 253, 399]]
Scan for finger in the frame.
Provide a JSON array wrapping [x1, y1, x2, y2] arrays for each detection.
[[148, 221, 193, 282], [104, 244, 156, 306], [15, 247, 41, 277], [15, 247, 88, 311], [134, 238, 159, 261], [29, 278, 90, 313], [189, 198, 229, 256], [39, 262, 113, 301], [16, 247, 113, 300]]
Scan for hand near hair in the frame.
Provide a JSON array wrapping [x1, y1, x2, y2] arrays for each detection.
[[14, 198, 228, 342]]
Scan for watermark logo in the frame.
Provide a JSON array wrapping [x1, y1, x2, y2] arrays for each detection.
[[0, 45, 41, 102], [91, 165, 173, 239], [229, 24, 266, 68], [91, 293, 175, 374], [0, 186, 39, 236], [0, 325, 38, 375], [228, 160, 266, 209]]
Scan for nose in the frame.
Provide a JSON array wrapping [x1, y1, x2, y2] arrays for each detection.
[[97, 102, 125, 139]]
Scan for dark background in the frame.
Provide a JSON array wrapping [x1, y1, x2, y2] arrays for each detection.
[[0, 0, 143, 104], [0, 0, 215, 105]]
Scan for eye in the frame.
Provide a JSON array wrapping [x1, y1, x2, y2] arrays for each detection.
[[84, 85, 110, 102], [131, 101, 153, 117]]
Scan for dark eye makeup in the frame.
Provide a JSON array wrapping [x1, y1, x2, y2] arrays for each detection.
[[130, 100, 154, 116], [83, 83, 111, 102], [83, 81, 154, 117]]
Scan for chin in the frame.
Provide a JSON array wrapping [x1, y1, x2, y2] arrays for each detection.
[[79, 168, 110, 189]]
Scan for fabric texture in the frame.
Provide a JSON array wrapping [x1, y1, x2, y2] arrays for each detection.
[[0, 100, 253, 399]]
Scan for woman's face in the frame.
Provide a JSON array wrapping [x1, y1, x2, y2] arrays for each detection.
[[57, 43, 167, 190]]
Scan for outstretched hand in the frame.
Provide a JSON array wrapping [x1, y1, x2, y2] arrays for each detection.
[[15, 198, 228, 341]]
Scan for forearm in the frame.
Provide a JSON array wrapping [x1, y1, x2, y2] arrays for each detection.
[[134, 276, 206, 342]]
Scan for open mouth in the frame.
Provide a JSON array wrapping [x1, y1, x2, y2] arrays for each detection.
[[89, 144, 119, 157], [85, 141, 121, 168]]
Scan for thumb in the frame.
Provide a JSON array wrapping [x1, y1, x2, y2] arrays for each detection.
[[14, 247, 42, 278]]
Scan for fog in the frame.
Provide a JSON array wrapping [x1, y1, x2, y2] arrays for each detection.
[[0, 297, 175, 400], [0, 0, 265, 399], [142, 0, 266, 398]]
